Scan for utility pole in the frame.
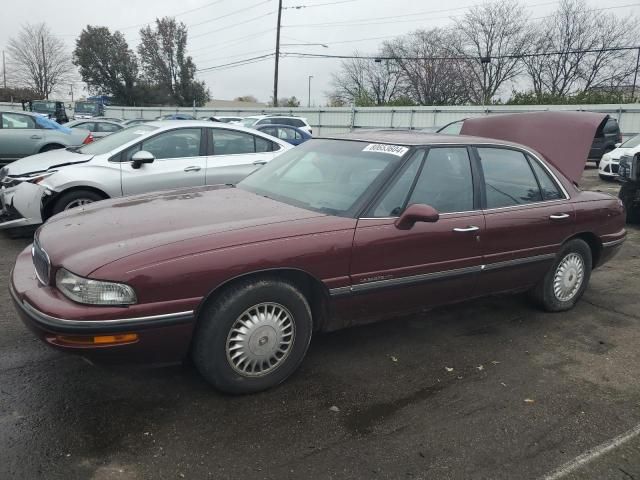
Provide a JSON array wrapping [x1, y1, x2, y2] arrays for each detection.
[[632, 47, 640, 100], [2, 51, 6, 89], [308, 75, 313, 107], [273, 0, 283, 107], [69, 84, 74, 103]]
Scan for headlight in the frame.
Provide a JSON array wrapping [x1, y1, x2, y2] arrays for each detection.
[[55, 268, 137, 305], [21, 170, 57, 184]]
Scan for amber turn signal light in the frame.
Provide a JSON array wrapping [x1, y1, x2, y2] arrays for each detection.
[[51, 333, 138, 347]]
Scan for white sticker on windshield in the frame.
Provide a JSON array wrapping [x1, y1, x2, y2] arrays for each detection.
[[132, 130, 148, 135], [362, 143, 409, 157]]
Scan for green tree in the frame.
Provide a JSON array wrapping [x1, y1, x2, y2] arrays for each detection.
[[138, 17, 209, 107], [73, 26, 140, 105]]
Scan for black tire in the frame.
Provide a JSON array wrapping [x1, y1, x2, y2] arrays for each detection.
[[51, 189, 105, 216], [619, 182, 640, 224], [192, 277, 313, 394], [39, 144, 64, 153], [599, 174, 614, 181], [595, 159, 600, 168], [529, 239, 592, 312]]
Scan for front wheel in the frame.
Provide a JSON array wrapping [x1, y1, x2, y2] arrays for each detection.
[[529, 239, 592, 312], [192, 277, 313, 394], [51, 189, 105, 216]]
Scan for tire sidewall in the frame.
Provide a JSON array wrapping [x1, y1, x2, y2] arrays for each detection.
[[543, 239, 592, 311], [193, 279, 313, 394], [52, 190, 104, 216]]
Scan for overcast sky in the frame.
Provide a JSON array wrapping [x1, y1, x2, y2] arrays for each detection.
[[1, 0, 638, 105]]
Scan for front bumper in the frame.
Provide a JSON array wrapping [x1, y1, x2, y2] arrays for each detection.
[[0, 183, 45, 230], [10, 246, 197, 364], [599, 158, 620, 177]]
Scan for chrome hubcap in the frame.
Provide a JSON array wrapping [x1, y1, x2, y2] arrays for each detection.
[[553, 253, 585, 302], [64, 199, 94, 210], [226, 302, 295, 377]]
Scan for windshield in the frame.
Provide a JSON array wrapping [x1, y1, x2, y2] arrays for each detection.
[[621, 134, 640, 149], [240, 117, 260, 128], [32, 101, 57, 113], [238, 139, 405, 216], [75, 102, 98, 114], [76, 124, 158, 155]]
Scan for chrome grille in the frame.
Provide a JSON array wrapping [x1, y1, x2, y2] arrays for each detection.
[[32, 238, 51, 285]]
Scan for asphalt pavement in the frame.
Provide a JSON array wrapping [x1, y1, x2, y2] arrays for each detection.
[[1, 166, 639, 480]]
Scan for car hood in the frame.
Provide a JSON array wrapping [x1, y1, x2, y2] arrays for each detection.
[[38, 185, 328, 277], [5, 149, 93, 176], [607, 147, 637, 160], [460, 111, 608, 184]]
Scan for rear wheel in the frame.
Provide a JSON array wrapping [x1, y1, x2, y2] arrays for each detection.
[[192, 277, 313, 394], [51, 189, 106, 216], [529, 239, 592, 312]]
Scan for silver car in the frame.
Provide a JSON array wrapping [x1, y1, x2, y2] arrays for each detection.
[[0, 110, 91, 166], [0, 121, 291, 231], [66, 119, 124, 138]]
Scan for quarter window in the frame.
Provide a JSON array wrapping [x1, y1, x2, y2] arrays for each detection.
[[408, 147, 474, 213], [529, 158, 563, 200], [2, 113, 36, 129], [478, 148, 542, 208]]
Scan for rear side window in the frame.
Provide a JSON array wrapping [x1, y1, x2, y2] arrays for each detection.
[[289, 118, 305, 128], [97, 123, 122, 133], [477, 148, 542, 208], [211, 129, 275, 154], [529, 158, 564, 201], [255, 135, 276, 152]]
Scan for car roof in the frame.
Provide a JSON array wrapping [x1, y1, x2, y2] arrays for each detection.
[[144, 120, 292, 142], [319, 130, 526, 148], [0, 109, 41, 118], [256, 123, 306, 130]]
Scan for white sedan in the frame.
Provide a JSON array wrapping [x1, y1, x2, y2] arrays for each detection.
[[0, 121, 291, 231], [599, 133, 640, 180]]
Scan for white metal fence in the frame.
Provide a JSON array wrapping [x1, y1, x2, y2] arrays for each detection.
[[2, 101, 639, 137], [102, 104, 640, 137]]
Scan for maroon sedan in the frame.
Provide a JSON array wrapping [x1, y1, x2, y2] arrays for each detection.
[[10, 112, 626, 393]]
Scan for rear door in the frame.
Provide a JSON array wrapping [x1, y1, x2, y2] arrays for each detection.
[[204, 128, 282, 185], [349, 147, 485, 318], [0, 112, 43, 161], [120, 127, 206, 195], [475, 146, 574, 295]]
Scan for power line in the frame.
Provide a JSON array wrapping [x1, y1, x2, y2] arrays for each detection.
[[196, 53, 275, 72], [188, 0, 273, 29], [118, 0, 227, 30], [283, 0, 356, 9], [190, 11, 275, 39], [189, 29, 275, 53], [195, 48, 275, 65]]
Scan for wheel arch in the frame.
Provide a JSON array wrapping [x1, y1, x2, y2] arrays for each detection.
[[42, 185, 110, 220], [195, 268, 332, 332], [39, 143, 65, 153], [566, 232, 602, 268]]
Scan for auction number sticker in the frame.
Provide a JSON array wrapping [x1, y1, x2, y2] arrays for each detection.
[[362, 144, 409, 157]]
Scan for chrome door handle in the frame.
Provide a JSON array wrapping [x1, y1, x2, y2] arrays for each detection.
[[453, 226, 480, 232], [30, 135, 42, 139], [184, 166, 202, 172], [253, 160, 267, 166], [549, 213, 570, 220]]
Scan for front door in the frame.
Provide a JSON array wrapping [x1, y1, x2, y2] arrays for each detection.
[[475, 146, 575, 295], [348, 147, 485, 320], [120, 127, 206, 196]]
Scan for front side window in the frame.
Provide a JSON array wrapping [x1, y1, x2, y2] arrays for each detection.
[[2, 113, 36, 129], [409, 147, 474, 213], [478, 147, 542, 209], [141, 128, 202, 159], [371, 151, 424, 217]]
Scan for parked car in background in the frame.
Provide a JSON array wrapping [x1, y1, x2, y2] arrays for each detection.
[[73, 101, 105, 119], [589, 117, 621, 165], [239, 115, 312, 134], [215, 116, 244, 123], [94, 116, 124, 123], [254, 123, 312, 146], [598, 133, 640, 180], [0, 121, 291, 232], [0, 111, 92, 166], [9, 112, 625, 393], [157, 113, 196, 120], [122, 118, 152, 127], [23, 100, 69, 124], [66, 119, 124, 138]]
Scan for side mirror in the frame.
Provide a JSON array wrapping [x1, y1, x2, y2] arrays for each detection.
[[395, 204, 439, 230], [615, 142, 622, 148], [131, 150, 155, 169]]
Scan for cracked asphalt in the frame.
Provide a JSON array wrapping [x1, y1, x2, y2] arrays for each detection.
[[1, 166, 639, 480]]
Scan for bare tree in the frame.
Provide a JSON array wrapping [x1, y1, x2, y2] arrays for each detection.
[[7, 23, 73, 99], [523, 0, 638, 97], [384, 28, 473, 105], [455, 0, 530, 104], [330, 49, 404, 106]]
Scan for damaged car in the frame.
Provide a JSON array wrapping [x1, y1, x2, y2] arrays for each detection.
[[10, 112, 625, 394], [0, 121, 291, 232]]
